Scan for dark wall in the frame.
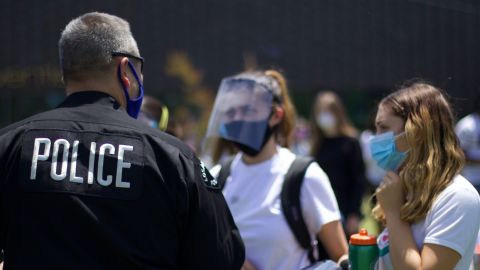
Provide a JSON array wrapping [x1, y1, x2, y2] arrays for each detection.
[[1, 0, 479, 127]]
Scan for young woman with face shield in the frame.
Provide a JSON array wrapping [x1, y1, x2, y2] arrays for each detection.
[[371, 83, 480, 270], [309, 92, 366, 236], [205, 70, 348, 270]]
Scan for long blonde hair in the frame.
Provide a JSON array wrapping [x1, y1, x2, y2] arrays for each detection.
[[373, 83, 465, 224], [310, 91, 358, 156]]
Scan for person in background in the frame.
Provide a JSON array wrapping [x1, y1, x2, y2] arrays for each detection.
[[372, 82, 480, 269], [455, 94, 480, 194], [138, 95, 170, 131], [309, 91, 366, 236], [291, 116, 312, 156], [137, 95, 186, 138], [359, 112, 386, 190], [206, 70, 348, 270]]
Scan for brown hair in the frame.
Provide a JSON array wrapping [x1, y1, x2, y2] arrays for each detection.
[[372, 83, 465, 223], [309, 91, 358, 156], [265, 70, 297, 148]]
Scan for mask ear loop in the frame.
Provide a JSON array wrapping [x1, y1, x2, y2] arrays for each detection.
[[394, 132, 410, 154], [394, 131, 406, 139], [127, 61, 144, 102], [117, 61, 145, 119], [117, 61, 144, 102]]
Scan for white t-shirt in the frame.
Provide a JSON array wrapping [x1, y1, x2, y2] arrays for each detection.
[[376, 175, 480, 270], [212, 147, 341, 270], [455, 113, 480, 185]]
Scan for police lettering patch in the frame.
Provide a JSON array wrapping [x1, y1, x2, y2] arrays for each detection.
[[19, 129, 144, 200], [200, 161, 218, 189]]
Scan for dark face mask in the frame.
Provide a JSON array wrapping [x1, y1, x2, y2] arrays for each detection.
[[222, 120, 274, 157]]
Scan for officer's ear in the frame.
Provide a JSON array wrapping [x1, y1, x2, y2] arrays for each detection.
[[118, 57, 131, 89]]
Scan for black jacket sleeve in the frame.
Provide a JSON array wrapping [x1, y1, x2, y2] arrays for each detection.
[[0, 125, 23, 256], [0, 133, 4, 256], [177, 155, 245, 270]]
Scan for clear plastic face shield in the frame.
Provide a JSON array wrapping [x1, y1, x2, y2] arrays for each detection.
[[205, 76, 278, 153]]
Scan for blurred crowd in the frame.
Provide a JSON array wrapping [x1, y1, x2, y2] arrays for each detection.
[[140, 86, 480, 236], [138, 73, 480, 269]]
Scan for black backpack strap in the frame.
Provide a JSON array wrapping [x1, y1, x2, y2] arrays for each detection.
[[217, 157, 235, 190], [281, 156, 320, 264]]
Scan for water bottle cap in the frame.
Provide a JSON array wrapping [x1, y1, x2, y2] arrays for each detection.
[[349, 228, 377, 245]]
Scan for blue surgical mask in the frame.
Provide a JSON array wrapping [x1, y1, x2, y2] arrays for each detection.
[[369, 131, 408, 171], [117, 61, 144, 118]]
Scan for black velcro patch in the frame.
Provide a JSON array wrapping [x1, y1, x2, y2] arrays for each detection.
[[19, 129, 144, 200]]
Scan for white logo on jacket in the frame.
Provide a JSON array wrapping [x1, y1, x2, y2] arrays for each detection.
[[30, 137, 133, 188]]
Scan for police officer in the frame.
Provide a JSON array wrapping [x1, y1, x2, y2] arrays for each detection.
[[0, 12, 244, 269]]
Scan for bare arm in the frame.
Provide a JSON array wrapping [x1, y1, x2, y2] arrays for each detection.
[[378, 172, 461, 270], [385, 210, 460, 270], [422, 244, 461, 269], [317, 220, 349, 262]]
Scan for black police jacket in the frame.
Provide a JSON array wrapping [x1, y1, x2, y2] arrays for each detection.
[[0, 91, 245, 270]]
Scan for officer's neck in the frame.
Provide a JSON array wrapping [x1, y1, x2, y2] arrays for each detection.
[[242, 137, 277, 165], [65, 78, 126, 108]]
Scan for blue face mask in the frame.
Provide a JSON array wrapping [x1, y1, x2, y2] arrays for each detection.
[[369, 131, 408, 171], [117, 61, 144, 119]]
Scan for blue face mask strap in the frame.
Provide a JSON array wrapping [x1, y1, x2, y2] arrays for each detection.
[[117, 61, 144, 103], [117, 61, 144, 118], [127, 61, 144, 102], [394, 131, 405, 140]]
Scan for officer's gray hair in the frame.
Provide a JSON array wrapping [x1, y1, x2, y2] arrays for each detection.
[[59, 12, 140, 81]]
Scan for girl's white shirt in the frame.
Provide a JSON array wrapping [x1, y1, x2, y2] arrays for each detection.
[[212, 146, 341, 270], [376, 175, 480, 270]]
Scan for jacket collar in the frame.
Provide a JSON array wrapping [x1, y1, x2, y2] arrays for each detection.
[[57, 91, 122, 109]]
